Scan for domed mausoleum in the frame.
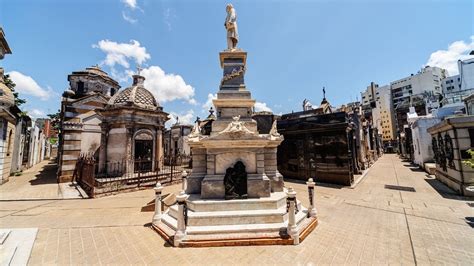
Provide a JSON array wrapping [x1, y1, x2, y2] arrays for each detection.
[[98, 74, 169, 174]]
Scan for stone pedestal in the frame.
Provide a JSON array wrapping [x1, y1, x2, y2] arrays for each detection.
[[153, 49, 318, 247]]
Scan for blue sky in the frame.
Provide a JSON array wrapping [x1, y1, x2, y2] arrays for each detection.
[[1, 0, 473, 123]]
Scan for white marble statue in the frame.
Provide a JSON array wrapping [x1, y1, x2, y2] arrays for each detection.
[[225, 4, 239, 50]]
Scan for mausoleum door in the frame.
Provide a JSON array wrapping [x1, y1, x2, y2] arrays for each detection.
[[134, 139, 153, 172]]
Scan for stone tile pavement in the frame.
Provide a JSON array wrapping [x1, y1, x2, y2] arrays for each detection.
[[0, 160, 83, 201], [0, 154, 473, 265]]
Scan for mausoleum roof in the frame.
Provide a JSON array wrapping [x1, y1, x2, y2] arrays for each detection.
[[108, 75, 159, 110]]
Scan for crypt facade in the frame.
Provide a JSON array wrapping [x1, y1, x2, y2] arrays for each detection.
[[97, 74, 169, 174]]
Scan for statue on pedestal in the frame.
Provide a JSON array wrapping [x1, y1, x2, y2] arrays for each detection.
[[225, 4, 239, 50]]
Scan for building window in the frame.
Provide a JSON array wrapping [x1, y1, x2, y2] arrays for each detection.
[[7, 129, 12, 156], [77, 81, 85, 94]]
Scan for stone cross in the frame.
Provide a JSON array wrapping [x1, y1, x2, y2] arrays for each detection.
[[137, 65, 143, 76]]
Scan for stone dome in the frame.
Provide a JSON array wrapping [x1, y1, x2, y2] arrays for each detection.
[[108, 75, 159, 110], [0, 78, 14, 108]]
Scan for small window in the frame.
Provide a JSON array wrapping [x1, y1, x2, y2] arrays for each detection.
[[7, 129, 13, 156], [77, 81, 85, 94]]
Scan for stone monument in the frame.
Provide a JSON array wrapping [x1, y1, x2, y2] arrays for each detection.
[[152, 5, 318, 247]]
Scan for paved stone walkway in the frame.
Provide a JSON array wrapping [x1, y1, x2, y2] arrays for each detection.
[[0, 154, 473, 265], [0, 160, 83, 201]]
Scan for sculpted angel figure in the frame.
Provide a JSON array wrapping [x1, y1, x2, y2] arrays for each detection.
[[225, 4, 239, 50]]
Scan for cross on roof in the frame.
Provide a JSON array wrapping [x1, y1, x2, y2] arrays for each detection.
[[137, 65, 143, 75]]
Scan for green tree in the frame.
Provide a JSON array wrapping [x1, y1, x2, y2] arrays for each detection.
[[47, 109, 61, 131], [3, 73, 26, 106], [463, 149, 474, 168]]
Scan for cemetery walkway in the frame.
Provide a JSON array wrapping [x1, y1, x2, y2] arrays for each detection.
[[0, 154, 473, 265], [0, 160, 83, 201]]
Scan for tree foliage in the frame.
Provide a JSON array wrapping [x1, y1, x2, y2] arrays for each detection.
[[463, 149, 474, 168], [3, 74, 26, 106], [47, 109, 61, 131]]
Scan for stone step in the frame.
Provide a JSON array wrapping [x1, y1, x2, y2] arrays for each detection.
[[186, 192, 288, 212], [158, 208, 308, 235], [168, 202, 304, 226]]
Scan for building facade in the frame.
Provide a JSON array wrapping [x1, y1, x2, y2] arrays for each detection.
[[164, 123, 192, 158], [428, 116, 474, 196], [441, 58, 474, 106], [57, 66, 120, 182], [0, 70, 17, 184], [97, 74, 169, 174]]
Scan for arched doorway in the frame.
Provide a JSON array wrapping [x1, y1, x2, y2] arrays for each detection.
[[134, 130, 154, 172]]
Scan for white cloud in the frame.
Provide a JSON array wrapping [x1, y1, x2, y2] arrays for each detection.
[[122, 0, 137, 9], [202, 93, 217, 112], [28, 108, 46, 118], [93, 39, 150, 68], [254, 101, 272, 112], [163, 8, 174, 31], [426, 36, 474, 75], [122, 11, 137, 24], [7, 71, 52, 100], [141, 66, 196, 104], [167, 109, 195, 127]]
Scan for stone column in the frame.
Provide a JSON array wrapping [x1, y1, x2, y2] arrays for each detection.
[[156, 128, 163, 169], [125, 126, 134, 174], [306, 178, 317, 217], [174, 191, 189, 247], [152, 182, 164, 224], [286, 187, 299, 245], [256, 152, 265, 174], [206, 154, 215, 175], [98, 124, 108, 173]]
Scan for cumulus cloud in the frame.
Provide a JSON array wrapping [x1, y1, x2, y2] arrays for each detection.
[[202, 93, 217, 112], [122, 11, 137, 24], [141, 66, 196, 104], [254, 101, 272, 112], [7, 71, 52, 100], [93, 39, 150, 68], [122, 0, 137, 9], [167, 109, 195, 127], [28, 108, 46, 119], [426, 36, 474, 75]]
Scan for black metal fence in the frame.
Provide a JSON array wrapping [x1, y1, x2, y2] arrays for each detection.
[[74, 154, 191, 197]]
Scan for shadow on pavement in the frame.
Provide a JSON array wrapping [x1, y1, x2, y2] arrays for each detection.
[[403, 163, 426, 172], [465, 217, 474, 228], [423, 175, 470, 201], [285, 178, 344, 189], [29, 161, 58, 186]]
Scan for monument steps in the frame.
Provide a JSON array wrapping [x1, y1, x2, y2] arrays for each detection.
[[168, 199, 303, 226], [186, 192, 287, 212], [159, 207, 308, 235]]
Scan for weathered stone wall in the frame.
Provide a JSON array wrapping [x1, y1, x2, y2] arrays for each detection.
[[0, 118, 15, 184]]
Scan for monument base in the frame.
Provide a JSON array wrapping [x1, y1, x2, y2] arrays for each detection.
[[201, 174, 271, 199], [152, 190, 318, 247]]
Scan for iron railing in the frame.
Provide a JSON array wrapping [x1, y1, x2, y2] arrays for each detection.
[[75, 154, 191, 197]]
